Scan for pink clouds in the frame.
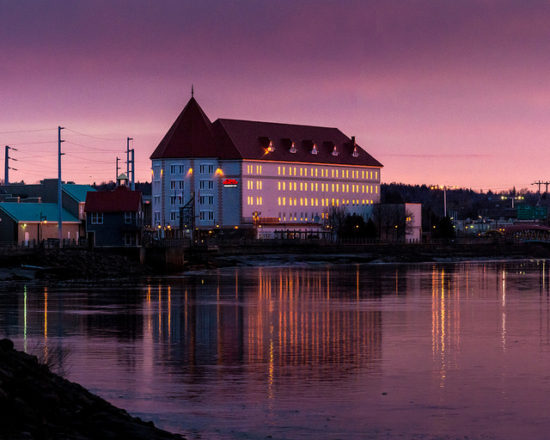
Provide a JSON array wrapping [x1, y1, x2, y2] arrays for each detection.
[[1, 0, 550, 188]]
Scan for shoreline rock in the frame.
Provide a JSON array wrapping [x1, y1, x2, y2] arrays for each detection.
[[0, 338, 183, 440]]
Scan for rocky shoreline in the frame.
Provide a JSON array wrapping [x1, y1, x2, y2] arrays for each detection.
[[0, 338, 183, 440], [1, 242, 550, 282]]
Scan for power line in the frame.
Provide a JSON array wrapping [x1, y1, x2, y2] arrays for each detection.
[[64, 140, 124, 153], [0, 128, 55, 135], [3, 141, 54, 146], [64, 152, 114, 164], [65, 127, 122, 142]]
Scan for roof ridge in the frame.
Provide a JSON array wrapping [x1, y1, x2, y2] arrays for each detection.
[[216, 118, 340, 131]]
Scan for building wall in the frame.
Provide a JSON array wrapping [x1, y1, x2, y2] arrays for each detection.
[[152, 158, 381, 229], [241, 160, 381, 223], [152, 158, 243, 229], [404, 203, 422, 243], [86, 212, 141, 247], [0, 213, 17, 244]]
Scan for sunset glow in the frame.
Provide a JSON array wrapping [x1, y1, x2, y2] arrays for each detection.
[[1, 1, 549, 190]]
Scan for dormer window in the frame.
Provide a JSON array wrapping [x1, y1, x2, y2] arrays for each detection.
[[352, 146, 359, 158], [259, 136, 274, 153], [331, 145, 339, 156], [281, 138, 296, 153], [311, 144, 318, 155]]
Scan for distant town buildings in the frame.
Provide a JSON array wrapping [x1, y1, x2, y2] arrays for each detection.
[[150, 97, 383, 233], [0, 179, 95, 244]]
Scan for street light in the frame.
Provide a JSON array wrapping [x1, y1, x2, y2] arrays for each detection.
[[500, 194, 524, 209]]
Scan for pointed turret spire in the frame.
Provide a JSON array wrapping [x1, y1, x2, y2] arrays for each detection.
[[150, 96, 218, 159]]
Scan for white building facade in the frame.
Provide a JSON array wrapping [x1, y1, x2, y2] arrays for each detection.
[[151, 98, 382, 231]]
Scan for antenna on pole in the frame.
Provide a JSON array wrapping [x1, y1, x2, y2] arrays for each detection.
[[126, 137, 133, 186], [130, 148, 135, 191], [191, 84, 194, 98], [116, 157, 120, 185]]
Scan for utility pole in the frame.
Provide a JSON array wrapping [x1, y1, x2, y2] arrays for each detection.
[[4, 146, 18, 186], [130, 148, 135, 190], [126, 137, 133, 183], [116, 157, 120, 184], [532, 181, 545, 194], [531, 181, 550, 204], [4, 146, 9, 185], [58, 126, 65, 247]]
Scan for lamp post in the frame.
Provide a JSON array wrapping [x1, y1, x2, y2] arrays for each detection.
[[430, 185, 452, 218]]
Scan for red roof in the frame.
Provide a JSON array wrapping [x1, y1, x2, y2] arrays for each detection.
[[150, 98, 383, 167], [85, 186, 142, 213], [150, 97, 240, 160]]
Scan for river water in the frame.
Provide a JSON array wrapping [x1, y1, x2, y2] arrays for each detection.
[[2, 260, 550, 439]]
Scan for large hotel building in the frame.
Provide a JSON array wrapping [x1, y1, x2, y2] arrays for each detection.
[[150, 97, 382, 233]]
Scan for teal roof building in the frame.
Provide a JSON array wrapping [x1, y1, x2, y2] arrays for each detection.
[[0, 203, 80, 223]]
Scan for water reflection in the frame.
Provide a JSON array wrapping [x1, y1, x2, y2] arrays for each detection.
[[3, 261, 550, 438]]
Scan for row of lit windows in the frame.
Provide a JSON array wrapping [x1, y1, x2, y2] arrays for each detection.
[[275, 181, 378, 194], [246, 196, 263, 206], [245, 164, 263, 175], [246, 180, 263, 190], [277, 165, 378, 180], [277, 197, 374, 207], [278, 212, 325, 222]]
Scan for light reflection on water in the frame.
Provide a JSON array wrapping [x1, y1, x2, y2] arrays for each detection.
[[2, 261, 550, 439]]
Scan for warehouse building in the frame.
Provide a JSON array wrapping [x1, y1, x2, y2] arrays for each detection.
[[150, 97, 382, 232]]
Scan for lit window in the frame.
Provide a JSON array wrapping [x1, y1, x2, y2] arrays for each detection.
[[277, 166, 281, 175], [278, 182, 281, 191]]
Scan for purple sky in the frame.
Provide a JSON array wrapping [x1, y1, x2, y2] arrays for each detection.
[[1, 0, 550, 191]]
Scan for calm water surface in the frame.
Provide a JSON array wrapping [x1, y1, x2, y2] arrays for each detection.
[[2, 261, 550, 439]]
